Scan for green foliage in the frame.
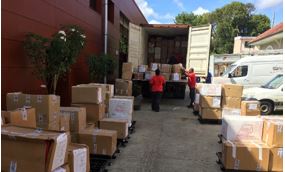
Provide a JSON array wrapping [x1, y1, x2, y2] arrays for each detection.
[[119, 35, 128, 54], [24, 25, 86, 94], [174, 2, 271, 54], [87, 54, 117, 83]]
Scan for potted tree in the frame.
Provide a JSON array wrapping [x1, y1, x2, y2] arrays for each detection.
[[24, 25, 86, 94]]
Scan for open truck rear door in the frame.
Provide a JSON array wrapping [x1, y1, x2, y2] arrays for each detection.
[[128, 23, 147, 67], [186, 24, 212, 77]]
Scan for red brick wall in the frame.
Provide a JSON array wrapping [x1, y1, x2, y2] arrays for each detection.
[[1, 0, 147, 109]]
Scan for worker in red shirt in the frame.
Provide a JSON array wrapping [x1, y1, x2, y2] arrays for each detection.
[[185, 68, 196, 108], [149, 69, 166, 112]]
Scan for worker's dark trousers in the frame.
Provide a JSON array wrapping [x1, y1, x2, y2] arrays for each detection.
[[152, 92, 162, 112], [189, 88, 196, 106]]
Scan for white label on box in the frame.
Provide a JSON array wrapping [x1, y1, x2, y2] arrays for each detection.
[[138, 65, 146, 73], [212, 97, 221, 108], [172, 73, 180, 81], [278, 148, 283, 157], [52, 133, 68, 171], [9, 161, 17, 172], [98, 88, 102, 103], [200, 84, 222, 96], [248, 104, 258, 110], [73, 148, 87, 172], [277, 124, 283, 133], [20, 109, 28, 121], [151, 63, 158, 71]]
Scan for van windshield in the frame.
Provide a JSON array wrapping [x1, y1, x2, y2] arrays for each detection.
[[222, 65, 236, 77], [261, 74, 283, 89]]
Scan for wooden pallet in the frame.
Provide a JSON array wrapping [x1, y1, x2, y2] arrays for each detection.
[[198, 114, 222, 124]]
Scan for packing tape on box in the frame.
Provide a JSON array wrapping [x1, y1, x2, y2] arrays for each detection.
[[37, 95, 43, 103], [278, 148, 283, 158], [234, 159, 240, 170], [25, 95, 31, 105], [228, 140, 236, 159], [9, 160, 17, 172], [256, 163, 262, 171], [277, 123, 283, 133], [251, 141, 263, 160], [20, 108, 28, 121]]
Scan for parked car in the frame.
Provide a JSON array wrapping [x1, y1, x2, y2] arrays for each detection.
[[243, 74, 283, 115], [222, 54, 283, 88]]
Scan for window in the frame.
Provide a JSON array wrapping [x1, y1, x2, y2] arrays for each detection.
[[244, 41, 251, 48], [231, 65, 248, 78], [108, 0, 114, 23], [89, 0, 101, 14]]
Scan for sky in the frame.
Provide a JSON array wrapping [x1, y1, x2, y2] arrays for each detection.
[[134, 0, 283, 26]]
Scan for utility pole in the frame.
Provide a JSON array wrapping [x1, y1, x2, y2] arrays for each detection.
[[272, 11, 275, 28]]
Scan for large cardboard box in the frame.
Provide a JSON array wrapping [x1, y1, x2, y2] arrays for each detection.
[[199, 96, 221, 108], [200, 108, 222, 120], [145, 71, 155, 80], [2, 126, 68, 172], [262, 119, 283, 147], [8, 107, 37, 128], [87, 83, 111, 100], [198, 84, 222, 96], [161, 72, 170, 81], [78, 129, 117, 156], [60, 107, 87, 132], [122, 71, 133, 80], [160, 64, 172, 73], [222, 97, 241, 109], [72, 85, 103, 104], [122, 62, 132, 73], [172, 63, 183, 73], [133, 72, 144, 80], [222, 84, 243, 97], [6, 93, 60, 130], [221, 115, 263, 141], [222, 108, 241, 117], [241, 101, 260, 116], [269, 147, 283, 172], [115, 79, 132, 96], [71, 104, 105, 125], [109, 98, 133, 127], [222, 141, 269, 171], [99, 118, 128, 139], [68, 143, 90, 172]]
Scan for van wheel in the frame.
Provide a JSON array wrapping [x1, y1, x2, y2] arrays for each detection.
[[260, 100, 273, 115]]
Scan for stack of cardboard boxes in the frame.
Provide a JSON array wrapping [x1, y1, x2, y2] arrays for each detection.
[[221, 84, 243, 116], [116, 62, 133, 96], [2, 83, 132, 171], [196, 83, 222, 120], [220, 115, 283, 171]]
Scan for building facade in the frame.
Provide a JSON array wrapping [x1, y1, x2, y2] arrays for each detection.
[[2, 0, 147, 108]]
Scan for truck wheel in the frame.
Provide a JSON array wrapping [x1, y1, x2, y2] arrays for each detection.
[[260, 100, 273, 115]]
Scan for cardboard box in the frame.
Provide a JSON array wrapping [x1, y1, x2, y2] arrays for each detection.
[[198, 84, 222, 96], [138, 65, 148, 73], [269, 147, 283, 172], [2, 126, 68, 172], [222, 141, 269, 171], [122, 71, 133, 80], [145, 71, 155, 80], [72, 85, 103, 104], [160, 64, 172, 73], [172, 63, 183, 73], [199, 96, 221, 108], [240, 101, 260, 116], [122, 62, 132, 73], [59, 113, 70, 132], [171, 73, 181, 81], [222, 108, 241, 117], [222, 97, 241, 109], [161, 72, 170, 81], [99, 118, 128, 139], [6, 93, 60, 130], [60, 107, 87, 132], [133, 72, 144, 80], [87, 83, 112, 99], [222, 84, 243, 97], [109, 98, 133, 127], [262, 119, 283, 147], [115, 79, 132, 96], [221, 115, 263, 141], [200, 108, 222, 120], [71, 104, 105, 125], [9, 107, 37, 128], [78, 129, 117, 156], [68, 143, 90, 172], [150, 63, 160, 71]]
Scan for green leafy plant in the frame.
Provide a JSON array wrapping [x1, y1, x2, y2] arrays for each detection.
[[24, 25, 86, 94], [87, 53, 117, 83]]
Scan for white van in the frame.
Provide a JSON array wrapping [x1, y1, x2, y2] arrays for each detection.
[[222, 55, 283, 88]]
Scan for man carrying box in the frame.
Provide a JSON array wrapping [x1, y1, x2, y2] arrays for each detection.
[[150, 69, 166, 112], [185, 68, 196, 108]]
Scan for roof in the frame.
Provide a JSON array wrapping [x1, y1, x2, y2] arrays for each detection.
[[141, 24, 191, 28], [250, 23, 283, 43], [132, 0, 148, 24]]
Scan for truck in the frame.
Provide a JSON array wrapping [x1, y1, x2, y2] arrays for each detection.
[[243, 74, 283, 115]]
